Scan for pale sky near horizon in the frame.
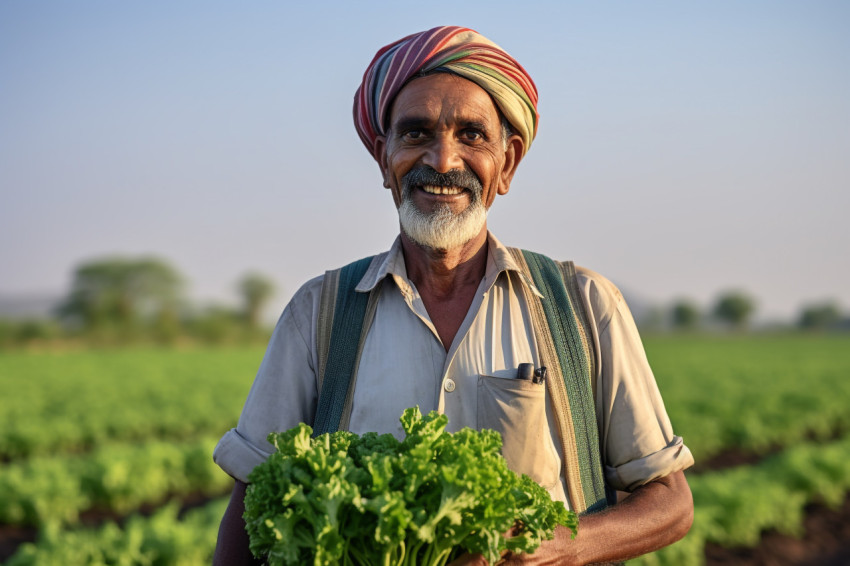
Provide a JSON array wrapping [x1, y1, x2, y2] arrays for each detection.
[[2, 1, 848, 323]]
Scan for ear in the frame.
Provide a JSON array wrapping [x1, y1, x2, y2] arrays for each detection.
[[373, 135, 391, 188], [497, 134, 525, 196]]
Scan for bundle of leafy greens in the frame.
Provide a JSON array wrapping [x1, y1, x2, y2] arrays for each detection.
[[244, 407, 578, 566]]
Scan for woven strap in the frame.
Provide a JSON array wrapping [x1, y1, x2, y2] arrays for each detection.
[[313, 256, 378, 436], [509, 248, 610, 514]]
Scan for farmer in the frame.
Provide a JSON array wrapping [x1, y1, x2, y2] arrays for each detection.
[[213, 26, 694, 565]]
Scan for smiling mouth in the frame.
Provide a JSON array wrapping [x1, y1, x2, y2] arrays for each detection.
[[420, 185, 466, 196]]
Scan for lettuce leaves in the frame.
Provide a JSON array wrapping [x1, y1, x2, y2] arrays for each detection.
[[244, 407, 577, 565]]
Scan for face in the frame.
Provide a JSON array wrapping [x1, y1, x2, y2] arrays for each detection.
[[374, 73, 523, 249]]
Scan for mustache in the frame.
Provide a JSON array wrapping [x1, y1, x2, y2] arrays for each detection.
[[401, 165, 483, 194]]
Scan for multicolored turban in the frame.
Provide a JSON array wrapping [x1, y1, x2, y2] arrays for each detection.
[[353, 26, 539, 159]]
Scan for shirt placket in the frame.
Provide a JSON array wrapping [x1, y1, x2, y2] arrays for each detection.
[[391, 274, 448, 398], [438, 270, 510, 417]]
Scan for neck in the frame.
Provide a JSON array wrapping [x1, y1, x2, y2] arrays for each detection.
[[400, 226, 488, 298]]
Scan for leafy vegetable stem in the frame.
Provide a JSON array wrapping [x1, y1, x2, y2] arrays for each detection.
[[421, 540, 451, 566], [347, 540, 369, 565], [404, 539, 425, 566]]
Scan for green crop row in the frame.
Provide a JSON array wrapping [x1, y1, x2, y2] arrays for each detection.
[[644, 334, 850, 461], [2, 336, 849, 564], [3, 498, 228, 566], [0, 436, 232, 528], [8, 433, 849, 566], [633, 432, 850, 565], [0, 347, 263, 460], [4, 336, 848, 465], [4, 434, 849, 565]]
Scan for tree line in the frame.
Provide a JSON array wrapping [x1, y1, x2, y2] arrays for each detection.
[[0, 256, 277, 347], [0, 256, 847, 348], [660, 291, 847, 332]]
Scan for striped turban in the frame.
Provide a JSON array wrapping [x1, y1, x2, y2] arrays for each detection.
[[353, 26, 539, 159]]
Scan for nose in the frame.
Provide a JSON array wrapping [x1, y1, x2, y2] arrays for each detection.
[[421, 135, 463, 173]]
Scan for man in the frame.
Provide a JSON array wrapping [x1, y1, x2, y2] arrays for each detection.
[[214, 26, 694, 565]]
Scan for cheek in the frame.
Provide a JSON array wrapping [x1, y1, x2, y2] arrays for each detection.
[[385, 147, 408, 176], [383, 152, 407, 206], [386, 151, 421, 188], [391, 186, 403, 208], [472, 155, 503, 200]]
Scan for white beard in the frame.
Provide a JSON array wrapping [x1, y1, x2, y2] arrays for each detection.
[[398, 194, 487, 250]]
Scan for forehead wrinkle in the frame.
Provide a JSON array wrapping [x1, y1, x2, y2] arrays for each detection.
[[392, 113, 493, 130], [392, 116, 431, 133], [436, 94, 499, 130], [389, 74, 501, 133]]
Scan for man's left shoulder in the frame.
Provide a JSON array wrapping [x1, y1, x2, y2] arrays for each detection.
[[564, 264, 628, 332], [571, 264, 624, 303]]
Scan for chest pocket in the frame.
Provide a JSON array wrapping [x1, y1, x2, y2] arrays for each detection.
[[476, 374, 560, 491]]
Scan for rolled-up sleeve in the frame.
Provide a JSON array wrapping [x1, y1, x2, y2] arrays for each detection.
[[213, 276, 323, 483], [578, 268, 694, 492]]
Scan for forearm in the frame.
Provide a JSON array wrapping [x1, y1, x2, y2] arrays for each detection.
[[213, 480, 263, 566], [501, 470, 693, 565], [571, 470, 693, 565]]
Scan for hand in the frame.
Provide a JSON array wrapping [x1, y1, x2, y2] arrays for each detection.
[[447, 525, 574, 566], [453, 471, 693, 565], [447, 553, 489, 565], [446, 523, 522, 565], [499, 471, 693, 565], [497, 525, 578, 566]]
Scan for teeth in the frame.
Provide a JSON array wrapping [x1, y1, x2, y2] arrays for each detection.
[[422, 185, 463, 195]]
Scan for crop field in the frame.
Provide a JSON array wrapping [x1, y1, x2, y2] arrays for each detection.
[[1, 335, 848, 565], [636, 334, 850, 565]]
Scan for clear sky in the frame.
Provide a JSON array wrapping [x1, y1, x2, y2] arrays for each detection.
[[2, 1, 848, 323]]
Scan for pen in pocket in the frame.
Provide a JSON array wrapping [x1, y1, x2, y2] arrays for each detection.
[[516, 363, 547, 385], [533, 366, 547, 385]]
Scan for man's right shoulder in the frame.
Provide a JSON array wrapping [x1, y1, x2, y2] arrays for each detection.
[[290, 273, 326, 306], [283, 251, 388, 327], [276, 273, 326, 340]]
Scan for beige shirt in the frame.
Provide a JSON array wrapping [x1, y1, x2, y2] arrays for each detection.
[[214, 233, 694, 507]]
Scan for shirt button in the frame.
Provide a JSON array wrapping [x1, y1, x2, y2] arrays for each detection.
[[444, 379, 456, 392]]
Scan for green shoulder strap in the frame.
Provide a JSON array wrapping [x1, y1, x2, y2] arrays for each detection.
[[313, 255, 378, 436], [509, 249, 613, 514]]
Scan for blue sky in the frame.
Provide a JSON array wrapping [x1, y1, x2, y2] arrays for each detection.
[[2, 1, 848, 322]]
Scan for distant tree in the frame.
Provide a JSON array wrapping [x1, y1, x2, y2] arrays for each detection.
[[14, 319, 62, 344], [798, 301, 841, 330], [713, 291, 756, 329], [56, 257, 182, 337], [152, 307, 181, 345], [671, 300, 700, 330], [0, 319, 16, 348], [237, 273, 275, 328], [189, 306, 241, 344]]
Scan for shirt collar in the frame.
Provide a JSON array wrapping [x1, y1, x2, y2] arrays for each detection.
[[355, 231, 544, 299]]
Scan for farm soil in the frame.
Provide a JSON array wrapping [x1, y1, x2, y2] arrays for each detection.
[[705, 497, 850, 566], [1, 496, 848, 565]]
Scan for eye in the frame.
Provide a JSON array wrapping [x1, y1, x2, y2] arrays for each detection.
[[461, 129, 484, 143], [401, 129, 425, 142]]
